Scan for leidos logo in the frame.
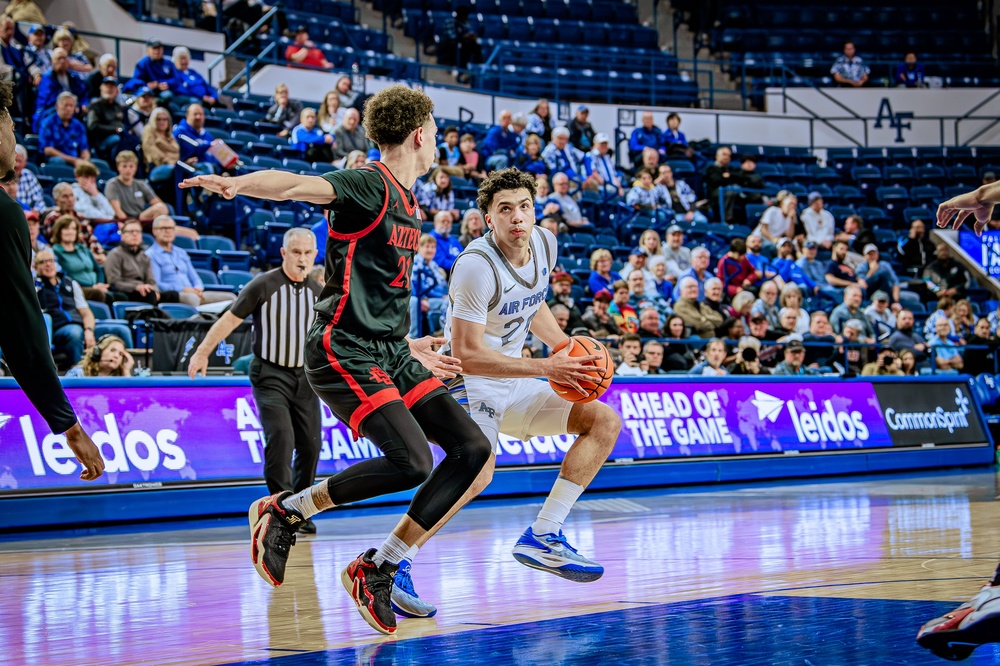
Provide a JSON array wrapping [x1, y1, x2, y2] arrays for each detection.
[[19, 414, 187, 476], [751, 391, 870, 443]]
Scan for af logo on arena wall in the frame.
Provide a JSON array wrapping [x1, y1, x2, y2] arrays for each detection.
[[874, 98, 913, 143]]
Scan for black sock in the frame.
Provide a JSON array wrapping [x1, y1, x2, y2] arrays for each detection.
[[991, 562, 1000, 587]]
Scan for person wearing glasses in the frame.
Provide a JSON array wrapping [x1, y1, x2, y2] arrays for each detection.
[[103, 219, 181, 305], [145, 215, 235, 308], [33, 248, 133, 366]]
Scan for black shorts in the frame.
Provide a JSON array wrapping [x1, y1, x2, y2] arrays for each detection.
[[305, 316, 447, 435]]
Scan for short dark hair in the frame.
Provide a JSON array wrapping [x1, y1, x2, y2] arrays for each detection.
[[620, 333, 642, 347], [666, 112, 680, 122], [832, 239, 848, 251], [476, 167, 536, 213], [361, 85, 434, 148], [729, 238, 746, 255], [444, 125, 458, 136]]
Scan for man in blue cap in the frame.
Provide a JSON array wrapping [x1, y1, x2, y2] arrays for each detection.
[[86, 76, 127, 159], [568, 105, 595, 152]]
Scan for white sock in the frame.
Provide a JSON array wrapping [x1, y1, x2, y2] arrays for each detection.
[[404, 544, 419, 563], [532, 477, 584, 535], [373, 533, 410, 567], [280, 484, 329, 519]]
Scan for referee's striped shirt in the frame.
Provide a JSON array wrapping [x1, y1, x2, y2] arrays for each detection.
[[229, 268, 322, 368]]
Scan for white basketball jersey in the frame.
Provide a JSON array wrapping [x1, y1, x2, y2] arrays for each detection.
[[446, 226, 558, 359]]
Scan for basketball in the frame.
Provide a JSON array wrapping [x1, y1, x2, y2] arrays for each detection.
[[548, 335, 614, 404]]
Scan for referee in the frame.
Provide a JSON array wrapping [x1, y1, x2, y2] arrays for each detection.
[[188, 228, 323, 533]]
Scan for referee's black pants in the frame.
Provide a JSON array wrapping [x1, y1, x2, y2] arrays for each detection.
[[249, 357, 322, 495]]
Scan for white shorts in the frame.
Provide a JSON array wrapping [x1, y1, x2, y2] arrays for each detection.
[[452, 376, 573, 452]]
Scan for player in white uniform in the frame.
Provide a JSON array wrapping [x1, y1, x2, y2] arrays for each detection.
[[390, 168, 622, 619]]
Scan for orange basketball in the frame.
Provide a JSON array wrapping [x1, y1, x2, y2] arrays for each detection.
[[548, 335, 614, 404]]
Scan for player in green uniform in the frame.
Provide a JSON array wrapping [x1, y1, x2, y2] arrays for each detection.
[[181, 86, 510, 636]]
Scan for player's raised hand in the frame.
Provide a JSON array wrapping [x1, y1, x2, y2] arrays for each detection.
[[937, 186, 994, 237], [64, 423, 105, 481], [180, 174, 238, 199], [408, 336, 463, 379], [544, 346, 603, 396]]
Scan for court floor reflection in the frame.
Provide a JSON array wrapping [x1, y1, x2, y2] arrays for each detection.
[[0, 469, 996, 665]]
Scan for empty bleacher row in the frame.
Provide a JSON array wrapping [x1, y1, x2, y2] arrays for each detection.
[[670, 0, 997, 108], [400, 0, 638, 23]]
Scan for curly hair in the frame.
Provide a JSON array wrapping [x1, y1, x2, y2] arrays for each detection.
[[476, 168, 537, 213], [361, 85, 434, 148], [0, 81, 12, 117]]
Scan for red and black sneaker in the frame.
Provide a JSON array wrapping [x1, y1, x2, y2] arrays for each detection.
[[341, 548, 399, 635], [248, 491, 304, 587], [917, 584, 1000, 661]]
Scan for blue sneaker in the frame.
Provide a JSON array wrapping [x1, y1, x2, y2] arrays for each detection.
[[389, 559, 437, 618], [511, 527, 604, 583]]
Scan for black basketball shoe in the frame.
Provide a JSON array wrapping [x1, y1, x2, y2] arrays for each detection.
[[341, 548, 398, 635], [248, 491, 303, 587], [917, 584, 1000, 661]]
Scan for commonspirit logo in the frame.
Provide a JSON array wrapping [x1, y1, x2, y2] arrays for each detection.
[[884, 388, 971, 434]]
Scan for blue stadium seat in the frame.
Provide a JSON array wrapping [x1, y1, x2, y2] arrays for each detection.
[[828, 205, 855, 223], [858, 206, 891, 228], [948, 165, 977, 186], [857, 148, 886, 168], [186, 249, 215, 271], [216, 251, 252, 272], [253, 155, 284, 170], [218, 269, 256, 290], [834, 185, 865, 207], [283, 158, 314, 173], [975, 374, 999, 411], [884, 165, 913, 188], [915, 166, 946, 188], [198, 235, 237, 252], [851, 166, 882, 195], [903, 206, 934, 224], [196, 268, 219, 285], [947, 147, 975, 166], [159, 303, 199, 319], [87, 301, 111, 320], [112, 301, 152, 319], [173, 235, 197, 250], [910, 185, 943, 209]]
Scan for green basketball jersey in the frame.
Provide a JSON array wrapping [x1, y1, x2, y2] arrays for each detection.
[[316, 162, 422, 339]]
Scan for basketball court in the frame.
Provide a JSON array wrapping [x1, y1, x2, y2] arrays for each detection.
[[2, 467, 997, 665]]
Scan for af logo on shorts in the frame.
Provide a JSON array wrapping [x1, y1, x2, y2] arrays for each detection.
[[478, 402, 497, 420]]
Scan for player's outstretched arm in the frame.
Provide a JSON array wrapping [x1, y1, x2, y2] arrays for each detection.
[[180, 171, 337, 206], [937, 182, 1000, 236], [406, 336, 463, 379]]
